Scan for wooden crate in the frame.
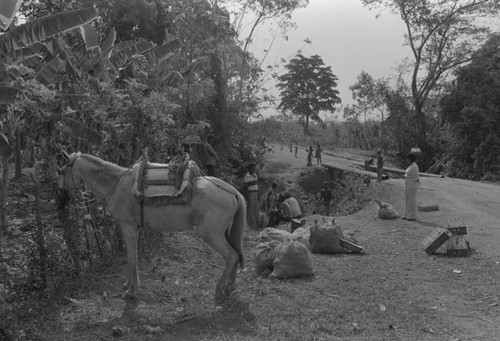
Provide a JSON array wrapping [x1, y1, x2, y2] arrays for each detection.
[[418, 205, 440, 212], [445, 226, 469, 256], [422, 227, 452, 255], [447, 226, 467, 235]]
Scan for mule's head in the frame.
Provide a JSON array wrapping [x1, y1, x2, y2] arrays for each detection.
[[57, 151, 82, 210]]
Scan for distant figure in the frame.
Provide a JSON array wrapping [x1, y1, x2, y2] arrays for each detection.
[[307, 146, 313, 166], [315, 144, 323, 165], [403, 153, 420, 221], [263, 182, 279, 217], [243, 163, 260, 229], [294, 143, 298, 158], [318, 182, 332, 216], [203, 135, 219, 177], [376, 149, 385, 182]]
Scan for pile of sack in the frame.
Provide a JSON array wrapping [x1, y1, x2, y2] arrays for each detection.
[[254, 218, 362, 279]]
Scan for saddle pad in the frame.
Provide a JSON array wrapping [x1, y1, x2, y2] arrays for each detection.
[[131, 162, 177, 198]]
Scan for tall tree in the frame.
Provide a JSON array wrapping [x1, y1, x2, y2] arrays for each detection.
[[277, 54, 341, 134], [361, 0, 500, 155], [349, 71, 389, 123]]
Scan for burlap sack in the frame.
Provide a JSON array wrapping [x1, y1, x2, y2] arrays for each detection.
[[374, 200, 400, 219], [270, 240, 314, 279], [288, 226, 311, 250], [259, 227, 291, 243], [254, 240, 280, 276], [378, 204, 400, 219], [309, 219, 344, 253]]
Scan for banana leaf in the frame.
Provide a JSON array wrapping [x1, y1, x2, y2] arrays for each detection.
[[0, 8, 98, 56], [100, 28, 116, 57], [79, 22, 99, 51], [0, 131, 12, 160], [64, 117, 102, 146], [142, 39, 180, 66], [0, 86, 21, 104], [34, 54, 65, 86], [109, 41, 156, 69], [0, 0, 23, 31]]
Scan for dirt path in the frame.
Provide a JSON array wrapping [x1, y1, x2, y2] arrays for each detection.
[[266, 144, 500, 340]]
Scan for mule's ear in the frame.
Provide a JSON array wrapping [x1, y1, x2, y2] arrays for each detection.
[[61, 149, 70, 160]]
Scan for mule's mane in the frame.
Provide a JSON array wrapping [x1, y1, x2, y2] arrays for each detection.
[[80, 154, 126, 171], [79, 154, 129, 180]]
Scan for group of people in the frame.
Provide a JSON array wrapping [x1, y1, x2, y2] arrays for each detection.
[[174, 139, 420, 227], [306, 144, 323, 166], [243, 164, 303, 230]]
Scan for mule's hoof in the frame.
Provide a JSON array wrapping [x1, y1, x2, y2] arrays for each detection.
[[121, 292, 136, 301]]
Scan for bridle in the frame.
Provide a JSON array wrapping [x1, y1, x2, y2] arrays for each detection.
[[61, 153, 81, 194], [61, 153, 132, 204]]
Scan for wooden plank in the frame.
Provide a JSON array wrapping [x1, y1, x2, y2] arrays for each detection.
[[339, 238, 364, 253], [422, 227, 452, 254], [352, 161, 443, 178], [322, 162, 378, 179], [447, 226, 467, 235], [446, 235, 469, 257]]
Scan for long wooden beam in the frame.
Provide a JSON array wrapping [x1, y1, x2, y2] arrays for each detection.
[[351, 161, 443, 178]]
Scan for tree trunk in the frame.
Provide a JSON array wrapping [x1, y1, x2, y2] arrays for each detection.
[[303, 115, 310, 135], [56, 198, 82, 274], [0, 159, 9, 231], [15, 128, 22, 179], [31, 173, 47, 289]]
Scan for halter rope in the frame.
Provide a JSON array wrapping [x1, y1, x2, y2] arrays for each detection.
[[64, 154, 132, 204]]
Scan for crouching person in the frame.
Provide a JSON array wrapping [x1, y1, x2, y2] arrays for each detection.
[[268, 192, 302, 228]]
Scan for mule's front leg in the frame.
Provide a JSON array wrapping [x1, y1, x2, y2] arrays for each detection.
[[122, 226, 140, 300]]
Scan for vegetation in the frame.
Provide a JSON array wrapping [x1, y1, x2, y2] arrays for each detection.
[[1, 0, 500, 338], [0, 1, 306, 336], [440, 34, 500, 180], [277, 54, 341, 135]]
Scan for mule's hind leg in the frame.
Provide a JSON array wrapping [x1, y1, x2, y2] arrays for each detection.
[[199, 227, 239, 304], [121, 225, 140, 300]]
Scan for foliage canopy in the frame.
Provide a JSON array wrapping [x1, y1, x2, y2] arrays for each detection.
[[277, 54, 341, 134]]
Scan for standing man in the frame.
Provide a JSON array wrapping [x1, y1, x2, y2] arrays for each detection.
[[263, 182, 279, 217], [244, 163, 260, 229], [318, 182, 332, 216], [307, 146, 313, 166], [376, 149, 385, 182], [204, 135, 219, 177], [403, 153, 420, 221], [294, 143, 298, 158], [315, 144, 323, 165]]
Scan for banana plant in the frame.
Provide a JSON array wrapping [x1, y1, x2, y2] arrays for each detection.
[[0, 7, 99, 104]]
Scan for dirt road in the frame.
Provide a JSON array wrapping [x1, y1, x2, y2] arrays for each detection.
[[266, 144, 500, 340], [270, 144, 500, 258]]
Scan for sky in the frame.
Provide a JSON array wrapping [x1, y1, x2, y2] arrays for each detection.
[[239, 0, 411, 119]]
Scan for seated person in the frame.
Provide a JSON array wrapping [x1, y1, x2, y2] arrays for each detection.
[[168, 143, 191, 196], [268, 192, 302, 227]]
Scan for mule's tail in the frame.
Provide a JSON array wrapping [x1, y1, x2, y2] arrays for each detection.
[[227, 189, 246, 268]]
